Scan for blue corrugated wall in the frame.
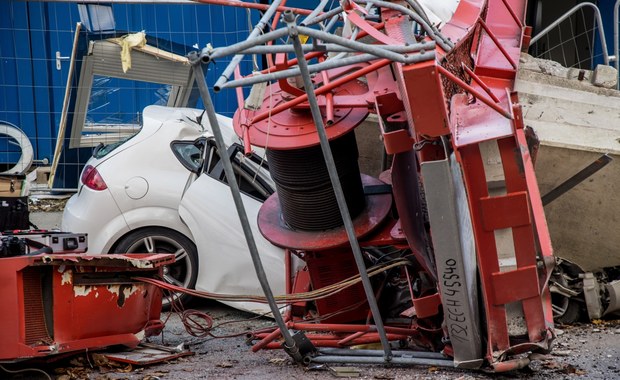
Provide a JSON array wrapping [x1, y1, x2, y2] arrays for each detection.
[[0, 1, 255, 177]]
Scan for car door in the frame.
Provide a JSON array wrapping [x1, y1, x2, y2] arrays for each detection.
[[178, 140, 289, 315]]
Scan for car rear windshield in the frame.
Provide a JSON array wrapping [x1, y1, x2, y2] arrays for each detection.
[[92, 135, 134, 159]]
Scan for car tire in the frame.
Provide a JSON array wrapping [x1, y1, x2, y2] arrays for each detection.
[[113, 227, 198, 309]]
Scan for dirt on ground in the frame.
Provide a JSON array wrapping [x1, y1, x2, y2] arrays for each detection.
[[28, 197, 69, 213], [3, 299, 619, 380]]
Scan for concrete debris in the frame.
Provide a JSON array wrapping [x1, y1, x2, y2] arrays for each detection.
[[519, 53, 618, 90], [516, 53, 620, 273], [592, 64, 618, 89]]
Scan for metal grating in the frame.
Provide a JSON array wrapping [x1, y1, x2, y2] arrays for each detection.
[[22, 267, 52, 346]]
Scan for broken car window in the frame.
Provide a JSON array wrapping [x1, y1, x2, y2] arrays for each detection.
[[203, 140, 274, 202]]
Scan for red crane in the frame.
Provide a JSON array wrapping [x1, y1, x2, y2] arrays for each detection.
[[190, 0, 554, 371]]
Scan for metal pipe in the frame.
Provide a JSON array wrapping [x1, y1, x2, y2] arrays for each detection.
[[324, 14, 340, 33], [258, 51, 324, 75], [189, 56, 302, 363], [542, 154, 612, 206], [191, 0, 313, 15], [318, 56, 335, 125], [251, 325, 283, 352], [436, 65, 513, 119], [211, 0, 285, 89], [530, 2, 609, 66], [478, 19, 517, 69], [304, 6, 343, 26], [285, 10, 392, 361], [227, 41, 436, 54], [233, 65, 245, 108], [208, 25, 436, 89], [265, 0, 287, 69], [262, 335, 409, 349], [202, 28, 290, 62], [218, 49, 434, 93], [295, 25, 422, 63], [499, 0, 524, 29], [301, 0, 330, 26], [318, 348, 447, 359], [288, 322, 417, 336], [403, 0, 433, 26], [250, 58, 393, 122], [311, 355, 454, 367], [254, 333, 342, 340], [462, 63, 501, 103], [336, 331, 367, 346], [356, 0, 453, 51]]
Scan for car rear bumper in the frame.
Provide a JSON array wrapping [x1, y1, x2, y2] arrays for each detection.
[[61, 187, 130, 254]]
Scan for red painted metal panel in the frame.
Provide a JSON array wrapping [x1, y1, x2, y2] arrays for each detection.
[[0, 254, 172, 361], [413, 293, 442, 319], [480, 191, 531, 231], [456, 144, 510, 352], [451, 0, 554, 354], [491, 265, 540, 305], [450, 94, 514, 148], [401, 61, 450, 138]]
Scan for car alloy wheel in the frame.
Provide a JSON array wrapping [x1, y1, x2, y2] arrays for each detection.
[[114, 227, 198, 309]]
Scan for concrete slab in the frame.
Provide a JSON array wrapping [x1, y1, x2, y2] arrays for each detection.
[[516, 55, 620, 270], [592, 64, 618, 89]]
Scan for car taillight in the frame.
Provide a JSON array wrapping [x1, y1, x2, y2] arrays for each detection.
[[81, 165, 108, 190]]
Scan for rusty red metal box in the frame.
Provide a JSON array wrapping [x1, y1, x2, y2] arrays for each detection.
[[0, 253, 174, 362]]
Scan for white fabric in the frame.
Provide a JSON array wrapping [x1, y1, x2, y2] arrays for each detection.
[[418, 0, 461, 27]]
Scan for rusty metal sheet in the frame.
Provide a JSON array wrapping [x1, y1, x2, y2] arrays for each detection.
[[103, 344, 194, 366]]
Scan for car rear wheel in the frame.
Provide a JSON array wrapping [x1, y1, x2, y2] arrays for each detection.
[[114, 228, 198, 309]]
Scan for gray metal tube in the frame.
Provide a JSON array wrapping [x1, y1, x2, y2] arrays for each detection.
[[211, 0, 285, 89], [403, 0, 433, 26], [203, 28, 289, 62], [530, 2, 609, 65], [311, 355, 454, 367], [301, 0, 330, 26], [318, 348, 447, 360], [356, 0, 453, 51], [218, 50, 435, 90], [295, 25, 423, 63], [232, 41, 436, 54], [304, 6, 343, 26], [324, 14, 340, 33], [188, 56, 301, 362], [285, 10, 393, 361]]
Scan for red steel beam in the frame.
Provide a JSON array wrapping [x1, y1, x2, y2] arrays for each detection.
[[192, 0, 313, 15]]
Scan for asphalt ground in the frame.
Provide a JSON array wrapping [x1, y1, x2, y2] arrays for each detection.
[[6, 211, 618, 380]]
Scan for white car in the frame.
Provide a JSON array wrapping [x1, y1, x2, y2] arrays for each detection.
[[62, 105, 288, 313]]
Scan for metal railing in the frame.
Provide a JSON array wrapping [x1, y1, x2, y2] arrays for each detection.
[[530, 2, 610, 68]]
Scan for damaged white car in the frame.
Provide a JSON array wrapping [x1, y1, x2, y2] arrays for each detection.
[[62, 105, 287, 312]]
